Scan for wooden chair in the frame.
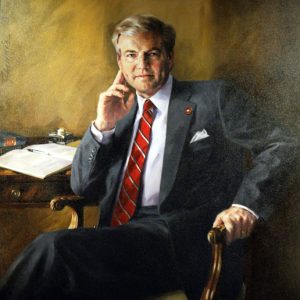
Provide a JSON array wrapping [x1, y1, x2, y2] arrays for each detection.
[[50, 195, 227, 300]]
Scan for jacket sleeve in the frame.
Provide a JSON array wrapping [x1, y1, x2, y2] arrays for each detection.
[[218, 81, 298, 220], [70, 127, 114, 201]]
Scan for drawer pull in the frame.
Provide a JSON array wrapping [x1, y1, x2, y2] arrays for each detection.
[[11, 189, 21, 200]]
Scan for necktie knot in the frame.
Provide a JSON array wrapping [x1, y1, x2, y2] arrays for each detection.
[[143, 99, 154, 112]]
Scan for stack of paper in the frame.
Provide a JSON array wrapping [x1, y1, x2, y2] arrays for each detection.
[[0, 143, 77, 179]]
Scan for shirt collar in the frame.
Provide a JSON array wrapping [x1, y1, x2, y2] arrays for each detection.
[[136, 75, 173, 114]]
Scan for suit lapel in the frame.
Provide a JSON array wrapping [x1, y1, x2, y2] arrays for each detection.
[[159, 80, 195, 204]]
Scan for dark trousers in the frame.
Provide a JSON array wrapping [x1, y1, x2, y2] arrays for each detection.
[[0, 207, 181, 300], [0, 206, 244, 300]]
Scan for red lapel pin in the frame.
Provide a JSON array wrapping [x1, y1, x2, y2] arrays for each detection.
[[185, 106, 193, 115]]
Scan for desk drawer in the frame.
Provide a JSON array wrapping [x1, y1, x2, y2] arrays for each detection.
[[0, 181, 72, 205]]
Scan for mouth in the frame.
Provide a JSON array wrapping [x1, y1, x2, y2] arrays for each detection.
[[134, 74, 154, 79]]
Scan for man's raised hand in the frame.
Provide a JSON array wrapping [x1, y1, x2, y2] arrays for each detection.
[[94, 70, 135, 131]]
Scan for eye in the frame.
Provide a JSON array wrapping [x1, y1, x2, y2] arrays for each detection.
[[148, 51, 160, 58], [126, 53, 137, 59]]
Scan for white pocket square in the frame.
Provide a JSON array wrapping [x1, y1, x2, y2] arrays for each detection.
[[190, 129, 210, 143]]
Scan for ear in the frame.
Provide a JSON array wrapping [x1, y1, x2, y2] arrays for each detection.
[[117, 56, 121, 69], [168, 51, 174, 71], [116, 50, 122, 68]]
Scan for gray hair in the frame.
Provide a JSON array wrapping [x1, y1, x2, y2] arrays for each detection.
[[112, 14, 176, 56]]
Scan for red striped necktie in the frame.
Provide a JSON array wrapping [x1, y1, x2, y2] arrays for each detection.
[[111, 99, 155, 227]]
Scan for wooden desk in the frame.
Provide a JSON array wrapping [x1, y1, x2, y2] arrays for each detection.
[[0, 168, 73, 208], [0, 137, 74, 208], [0, 167, 73, 277]]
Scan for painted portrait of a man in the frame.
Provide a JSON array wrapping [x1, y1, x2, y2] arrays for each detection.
[[0, 1, 299, 299]]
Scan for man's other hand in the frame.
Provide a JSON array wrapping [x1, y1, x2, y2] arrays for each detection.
[[95, 70, 135, 131], [213, 206, 257, 244]]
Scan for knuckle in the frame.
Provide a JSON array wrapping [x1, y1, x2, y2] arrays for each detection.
[[235, 214, 243, 222], [224, 222, 233, 232]]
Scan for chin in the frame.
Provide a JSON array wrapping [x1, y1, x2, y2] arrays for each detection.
[[135, 84, 154, 93], [137, 81, 161, 93]]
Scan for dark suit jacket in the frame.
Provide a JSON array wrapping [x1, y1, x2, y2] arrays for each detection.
[[71, 79, 297, 297]]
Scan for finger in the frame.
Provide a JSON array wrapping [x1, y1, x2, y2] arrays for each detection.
[[213, 213, 225, 228], [113, 70, 125, 85], [241, 230, 247, 239], [213, 210, 236, 242], [103, 90, 125, 99], [233, 215, 245, 239], [225, 214, 245, 243], [242, 214, 256, 236], [248, 217, 256, 234], [233, 213, 256, 239], [237, 224, 246, 240], [109, 84, 129, 94], [220, 215, 235, 244]]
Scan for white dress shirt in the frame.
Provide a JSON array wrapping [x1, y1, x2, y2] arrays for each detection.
[[91, 75, 258, 217], [92, 75, 172, 207]]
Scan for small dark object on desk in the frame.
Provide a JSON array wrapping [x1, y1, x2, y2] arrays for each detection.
[[0, 131, 27, 155], [48, 128, 74, 145], [0, 130, 27, 147]]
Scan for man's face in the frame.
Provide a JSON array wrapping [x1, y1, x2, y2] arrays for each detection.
[[117, 31, 174, 98]]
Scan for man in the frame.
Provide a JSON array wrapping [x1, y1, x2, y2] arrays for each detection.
[[0, 15, 297, 300]]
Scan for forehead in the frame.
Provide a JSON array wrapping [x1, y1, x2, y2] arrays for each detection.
[[117, 31, 163, 52]]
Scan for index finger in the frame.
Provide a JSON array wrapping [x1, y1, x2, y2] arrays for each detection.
[[113, 70, 125, 85]]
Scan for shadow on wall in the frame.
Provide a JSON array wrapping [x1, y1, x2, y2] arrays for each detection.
[[211, 0, 299, 132], [209, 1, 300, 299]]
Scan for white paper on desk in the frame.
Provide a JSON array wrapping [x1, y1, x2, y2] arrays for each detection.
[[25, 143, 76, 162], [0, 144, 77, 179]]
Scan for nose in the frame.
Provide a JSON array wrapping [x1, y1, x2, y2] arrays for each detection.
[[136, 53, 149, 69]]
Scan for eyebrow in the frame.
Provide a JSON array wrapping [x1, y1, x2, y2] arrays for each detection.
[[124, 48, 162, 53]]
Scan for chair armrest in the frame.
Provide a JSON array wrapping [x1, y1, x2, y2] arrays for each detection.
[[207, 225, 226, 244], [50, 195, 97, 229], [200, 225, 226, 300]]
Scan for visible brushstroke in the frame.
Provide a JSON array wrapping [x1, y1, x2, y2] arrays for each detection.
[[0, 35, 10, 82]]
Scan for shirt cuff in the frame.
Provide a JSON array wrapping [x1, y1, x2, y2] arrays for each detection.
[[232, 204, 259, 219], [90, 121, 115, 145]]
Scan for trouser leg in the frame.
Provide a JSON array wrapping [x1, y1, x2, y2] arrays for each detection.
[[0, 218, 180, 300]]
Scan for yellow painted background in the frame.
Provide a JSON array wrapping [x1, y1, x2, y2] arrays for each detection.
[[0, 1, 299, 298]]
